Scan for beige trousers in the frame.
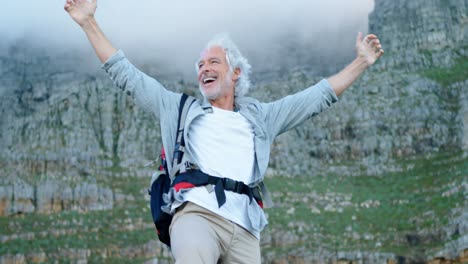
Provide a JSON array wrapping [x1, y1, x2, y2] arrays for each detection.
[[169, 202, 261, 264]]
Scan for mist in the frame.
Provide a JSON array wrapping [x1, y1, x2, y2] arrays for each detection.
[[1, 0, 374, 79]]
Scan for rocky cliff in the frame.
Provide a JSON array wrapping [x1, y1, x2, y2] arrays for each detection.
[[0, 0, 467, 263], [260, 0, 467, 177]]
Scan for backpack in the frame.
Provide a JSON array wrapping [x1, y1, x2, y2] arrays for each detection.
[[148, 93, 195, 247]]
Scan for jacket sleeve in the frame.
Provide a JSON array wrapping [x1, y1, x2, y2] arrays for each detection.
[[101, 50, 180, 117], [262, 79, 338, 139]]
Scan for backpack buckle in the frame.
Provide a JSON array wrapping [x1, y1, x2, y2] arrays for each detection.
[[222, 178, 242, 193]]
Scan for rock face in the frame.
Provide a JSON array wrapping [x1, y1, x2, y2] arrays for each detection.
[[0, 0, 466, 263], [370, 0, 467, 70], [257, 0, 467, 176], [0, 0, 466, 180], [0, 56, 161, 180], [0, 179, 114, 216]]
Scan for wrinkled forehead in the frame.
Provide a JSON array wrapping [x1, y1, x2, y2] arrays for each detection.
[[197, 45, 227, 64]]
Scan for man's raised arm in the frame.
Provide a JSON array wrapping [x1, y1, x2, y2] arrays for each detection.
[[327, 32, 384, 96], [64, 0, 181, 119], [64, 0, 117, 63]]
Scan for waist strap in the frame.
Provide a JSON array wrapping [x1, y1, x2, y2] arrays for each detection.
[[171, 170, 263, 208]]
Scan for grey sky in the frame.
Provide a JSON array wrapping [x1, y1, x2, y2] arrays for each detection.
[[1, 0, 374, 77]]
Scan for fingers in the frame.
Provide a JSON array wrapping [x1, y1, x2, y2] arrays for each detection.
[[356, 32, 363, 46], [364, 34, 378, 42], [76, 0, 96, 5], [369, 39, 381, 51], [64, 0, 95, 12], [357, 32, 384, 60], [374, 42, 383, 54], [68, 0, 89, 7], [364, 34, 383, 54], [64, 0, 74, 11], [377, 49, 384, 58]]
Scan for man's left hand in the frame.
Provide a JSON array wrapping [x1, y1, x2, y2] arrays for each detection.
[[356, 32, 384, 66]]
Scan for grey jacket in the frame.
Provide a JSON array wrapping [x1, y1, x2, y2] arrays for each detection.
[[103, 50, 339, 207]]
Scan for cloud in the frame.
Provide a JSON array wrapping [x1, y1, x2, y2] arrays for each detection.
[[0, 0, 374, 77]]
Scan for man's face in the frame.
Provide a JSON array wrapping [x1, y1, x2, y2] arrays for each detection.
[[197, 46, 237, 100]]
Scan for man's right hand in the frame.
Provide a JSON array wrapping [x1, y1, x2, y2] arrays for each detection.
[[63, 0, 116, 63], [64, 0, 97, 27]]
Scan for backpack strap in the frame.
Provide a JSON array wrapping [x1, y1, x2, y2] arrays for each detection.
[[170, 94, 196, 181]]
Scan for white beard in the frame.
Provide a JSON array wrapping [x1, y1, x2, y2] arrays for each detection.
[[199, 71, 233, 100]]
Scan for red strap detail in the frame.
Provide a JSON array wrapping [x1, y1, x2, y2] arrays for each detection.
[[257, 200, 264, 209], [161, 147, 166, 160], [173, 182, 196, 192]]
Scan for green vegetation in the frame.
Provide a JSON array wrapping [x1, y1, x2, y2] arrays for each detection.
[[263, 150, 467, 256], [419, 56, 468, 87], [0, 150, 466, 262], [0, 199, 154, 258]]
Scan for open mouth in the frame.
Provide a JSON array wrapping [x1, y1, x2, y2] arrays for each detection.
[[203, 77, 217, 84]]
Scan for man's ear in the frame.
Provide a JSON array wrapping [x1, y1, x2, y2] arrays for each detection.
[[232, 67, 241, 81]]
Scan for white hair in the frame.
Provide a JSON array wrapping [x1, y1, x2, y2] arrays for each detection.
[[196, 34, 252, 97]]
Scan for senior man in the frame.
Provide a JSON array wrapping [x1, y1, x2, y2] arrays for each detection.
[[65, 0, 384, 263]]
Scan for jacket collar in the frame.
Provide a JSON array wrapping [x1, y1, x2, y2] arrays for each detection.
[[199, 95, 258, 111]]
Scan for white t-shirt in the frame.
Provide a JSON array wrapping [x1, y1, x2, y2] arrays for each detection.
[[182, 106, 262, 238]]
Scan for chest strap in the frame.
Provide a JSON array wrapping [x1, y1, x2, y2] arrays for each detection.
[[171, 170, 263, 209]]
